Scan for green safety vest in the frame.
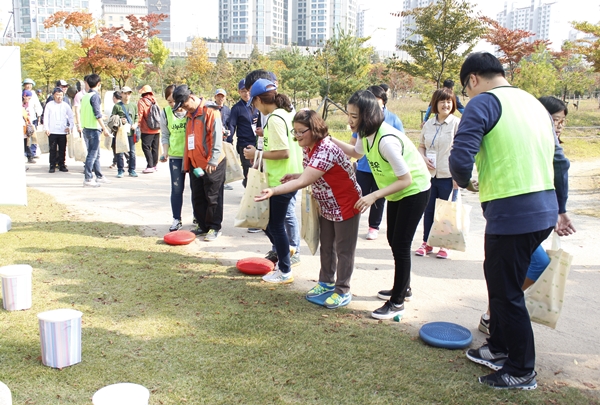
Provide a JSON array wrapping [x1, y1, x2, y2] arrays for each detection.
[[81, 91, 100, 129], [363, 122, 430, 202], [165, 106, 187, 157], [475, 87, 555, 202], [263, 109, 303, 187]]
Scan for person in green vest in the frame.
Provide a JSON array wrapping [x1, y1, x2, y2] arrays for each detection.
[[331, 90, 431, 320], [160, 85, 190, 232], [111, 86, 139, 178], [80, 74, 111, 188]]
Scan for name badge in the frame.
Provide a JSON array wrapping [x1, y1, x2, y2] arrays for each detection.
[[188, 135, 195, 150]]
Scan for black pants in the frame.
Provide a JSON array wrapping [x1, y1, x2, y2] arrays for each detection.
[[356, 170, 386, 230], [49, 134, 67, 168], [141, 133, 159, 168], [190, 159, 226, 232], [485, 226, 553, 376], [236, 143, 253, 188], [387, 189, 430, 304]]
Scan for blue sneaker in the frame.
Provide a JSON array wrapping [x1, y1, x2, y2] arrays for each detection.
[[324, 292, 352, 309], [116, 170, 124, 178], [306, 282, 335, 298], [129, 170, 138, 177]]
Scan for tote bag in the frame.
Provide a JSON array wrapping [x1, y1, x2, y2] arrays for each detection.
[[301, 187, 320, 255], [73, 133, 87, 162], [115, 124, 130, 154], [35, 126, 50, 154], [223, 141, 244, 184], [67, 129, 75, 159], [234, 150, 270, 229], [525, 233, 573, 329], [427, 190, 471, 252]]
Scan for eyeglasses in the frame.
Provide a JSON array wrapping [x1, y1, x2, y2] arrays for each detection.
[[291, 128, 310, 138], [461, 77, 470, 98]]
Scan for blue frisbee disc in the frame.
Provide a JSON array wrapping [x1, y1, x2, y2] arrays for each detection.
[[419, 321, 473, 349]]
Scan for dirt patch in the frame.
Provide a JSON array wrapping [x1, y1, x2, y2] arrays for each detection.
[[568, 162, 600, 218]]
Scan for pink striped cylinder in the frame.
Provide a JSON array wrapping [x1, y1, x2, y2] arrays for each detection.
[[37, 309, 83, 369], [0, 264, 32, 311]]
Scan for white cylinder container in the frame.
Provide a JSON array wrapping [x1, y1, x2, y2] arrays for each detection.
[[0, 264, 32, 311], [37, 308, 83, 368], [0, 381, 12, 405], [92, 383, 150, 405], [0, 213, 11, 233]]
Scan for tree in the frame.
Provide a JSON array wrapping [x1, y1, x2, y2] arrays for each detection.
[[552, 42, 595, 100], [186, 37, 213, 91], [392, 0, 485, 88], [571, 21, 600, 72], [211, 43, 236, 97], [270, 47, 318, 107], [481, 17, 549, 81], [313, 28, 373, 105], [513, 44, 557, 98], [148, 36, 170, 93]]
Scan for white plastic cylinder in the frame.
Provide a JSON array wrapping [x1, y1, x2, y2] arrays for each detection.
[[37, 308, 83, 368], [0, 264, 32, 311], [0, 381, 12, 405], [0, 213, 11, 233], [92, 383, 150, 405]]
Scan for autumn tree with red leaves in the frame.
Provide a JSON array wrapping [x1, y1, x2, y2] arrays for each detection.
[[45, 12, 167, 87], [481, 17, 549, 81]]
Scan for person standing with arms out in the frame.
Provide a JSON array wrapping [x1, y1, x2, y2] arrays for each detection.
[[43, 87, 74, 173], [450, 52, 574, 390], [255, 110, 362, 308], [243, 79, 303, 283], [350, 85, 404, 241], [415, 88, 461, 259], [111, 86, 139, 178], [160, 84, 190, 232], [172, 85, 226, 241], [331, 90, 431, 319], [137, 85, 161, 173], [80, 74, 111, 188]]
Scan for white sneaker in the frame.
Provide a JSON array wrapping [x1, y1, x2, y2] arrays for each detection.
[[262, 269, 294, 284], [366, 227, 379, 240], [96, 176, 111, 184], [83, 179, 100, 188], [169, 218, 182, 232]]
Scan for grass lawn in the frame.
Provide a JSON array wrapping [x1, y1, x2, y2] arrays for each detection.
[[1, 189, 598, 404]]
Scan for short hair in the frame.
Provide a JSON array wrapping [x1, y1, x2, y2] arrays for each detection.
[[379, 83, 390, 92], [443, 79, 454, 89], [113, 91, 122, 100], [430, 88, 457, 115], [244, 69, 271, 90], [293, 109, 329, 142], [255, 90, 293, 113], [164, 84, 177, 100], [366, 85, 388, 106], [86, 74, 101, 88], [347, 90, 384, 138], [459, 52, 505, 88], [538, 96, 568, 117]]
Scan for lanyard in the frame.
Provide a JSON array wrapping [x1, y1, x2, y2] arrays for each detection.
[[430, 124, 442, 149]]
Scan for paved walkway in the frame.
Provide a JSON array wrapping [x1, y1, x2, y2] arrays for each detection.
[[22, 149, 600, 392]]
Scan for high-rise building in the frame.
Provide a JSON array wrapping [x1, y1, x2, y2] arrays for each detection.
[[11, 0, 90, 40], [395, 0, 438, 48], [496, 0, 555, 42], [146, 0, 171, 42], [101, 0, 147, 31], [219, 0, 291, 46], [292, 0, 356, 47]]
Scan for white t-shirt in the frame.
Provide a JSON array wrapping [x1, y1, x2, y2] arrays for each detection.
[[355, 133, 409, 177]]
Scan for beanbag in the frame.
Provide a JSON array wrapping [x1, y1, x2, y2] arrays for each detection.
[[419, 321, 473, 350], [236, 257, 274, 275], [164, 230, 196, 245]]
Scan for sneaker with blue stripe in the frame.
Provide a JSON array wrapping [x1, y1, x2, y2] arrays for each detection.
[[324, 292, 352, 309]]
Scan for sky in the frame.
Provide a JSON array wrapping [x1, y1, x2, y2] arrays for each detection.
[[1, 0, 599, 51]]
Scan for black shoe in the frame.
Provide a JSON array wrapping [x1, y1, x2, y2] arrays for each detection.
[[371, 301, 405, 320], [224, 184, 233, 190], [191, 226, 208, 236], [466, 344, 508, 371], [377, 287, 412, 301], [479, 370, 537, 390], [479, 314, 490, 335], [27, 158, 36, 164], [59, 166, 68, 172], [49, 167, 55, 173], [265, 250, 278, 264]]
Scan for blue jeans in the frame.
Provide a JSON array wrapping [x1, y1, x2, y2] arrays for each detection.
[[169, 158, 187, 220], [83, 128, 103, 181], [265, 192, 295, 274], [116, 136, 136, 173], [271, 192, 300, 255], [422, 177, 454, 243]]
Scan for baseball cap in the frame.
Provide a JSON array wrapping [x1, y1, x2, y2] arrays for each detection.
[[56, 79, 68, 87], [22, 78, 35, 86], [52, 87, 64, 94], [247, 78, 277, 107], [22, 90, 33, 97], [172, 85, 192, 111], [215, 88, 226, 97], [138, 84, 153, 95], [121, 86, 133, 93], [238, 79, 246, 90], [268, 72, 277, 82]]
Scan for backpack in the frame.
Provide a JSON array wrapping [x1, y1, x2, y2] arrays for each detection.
[[146, 101, 161, 130]]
